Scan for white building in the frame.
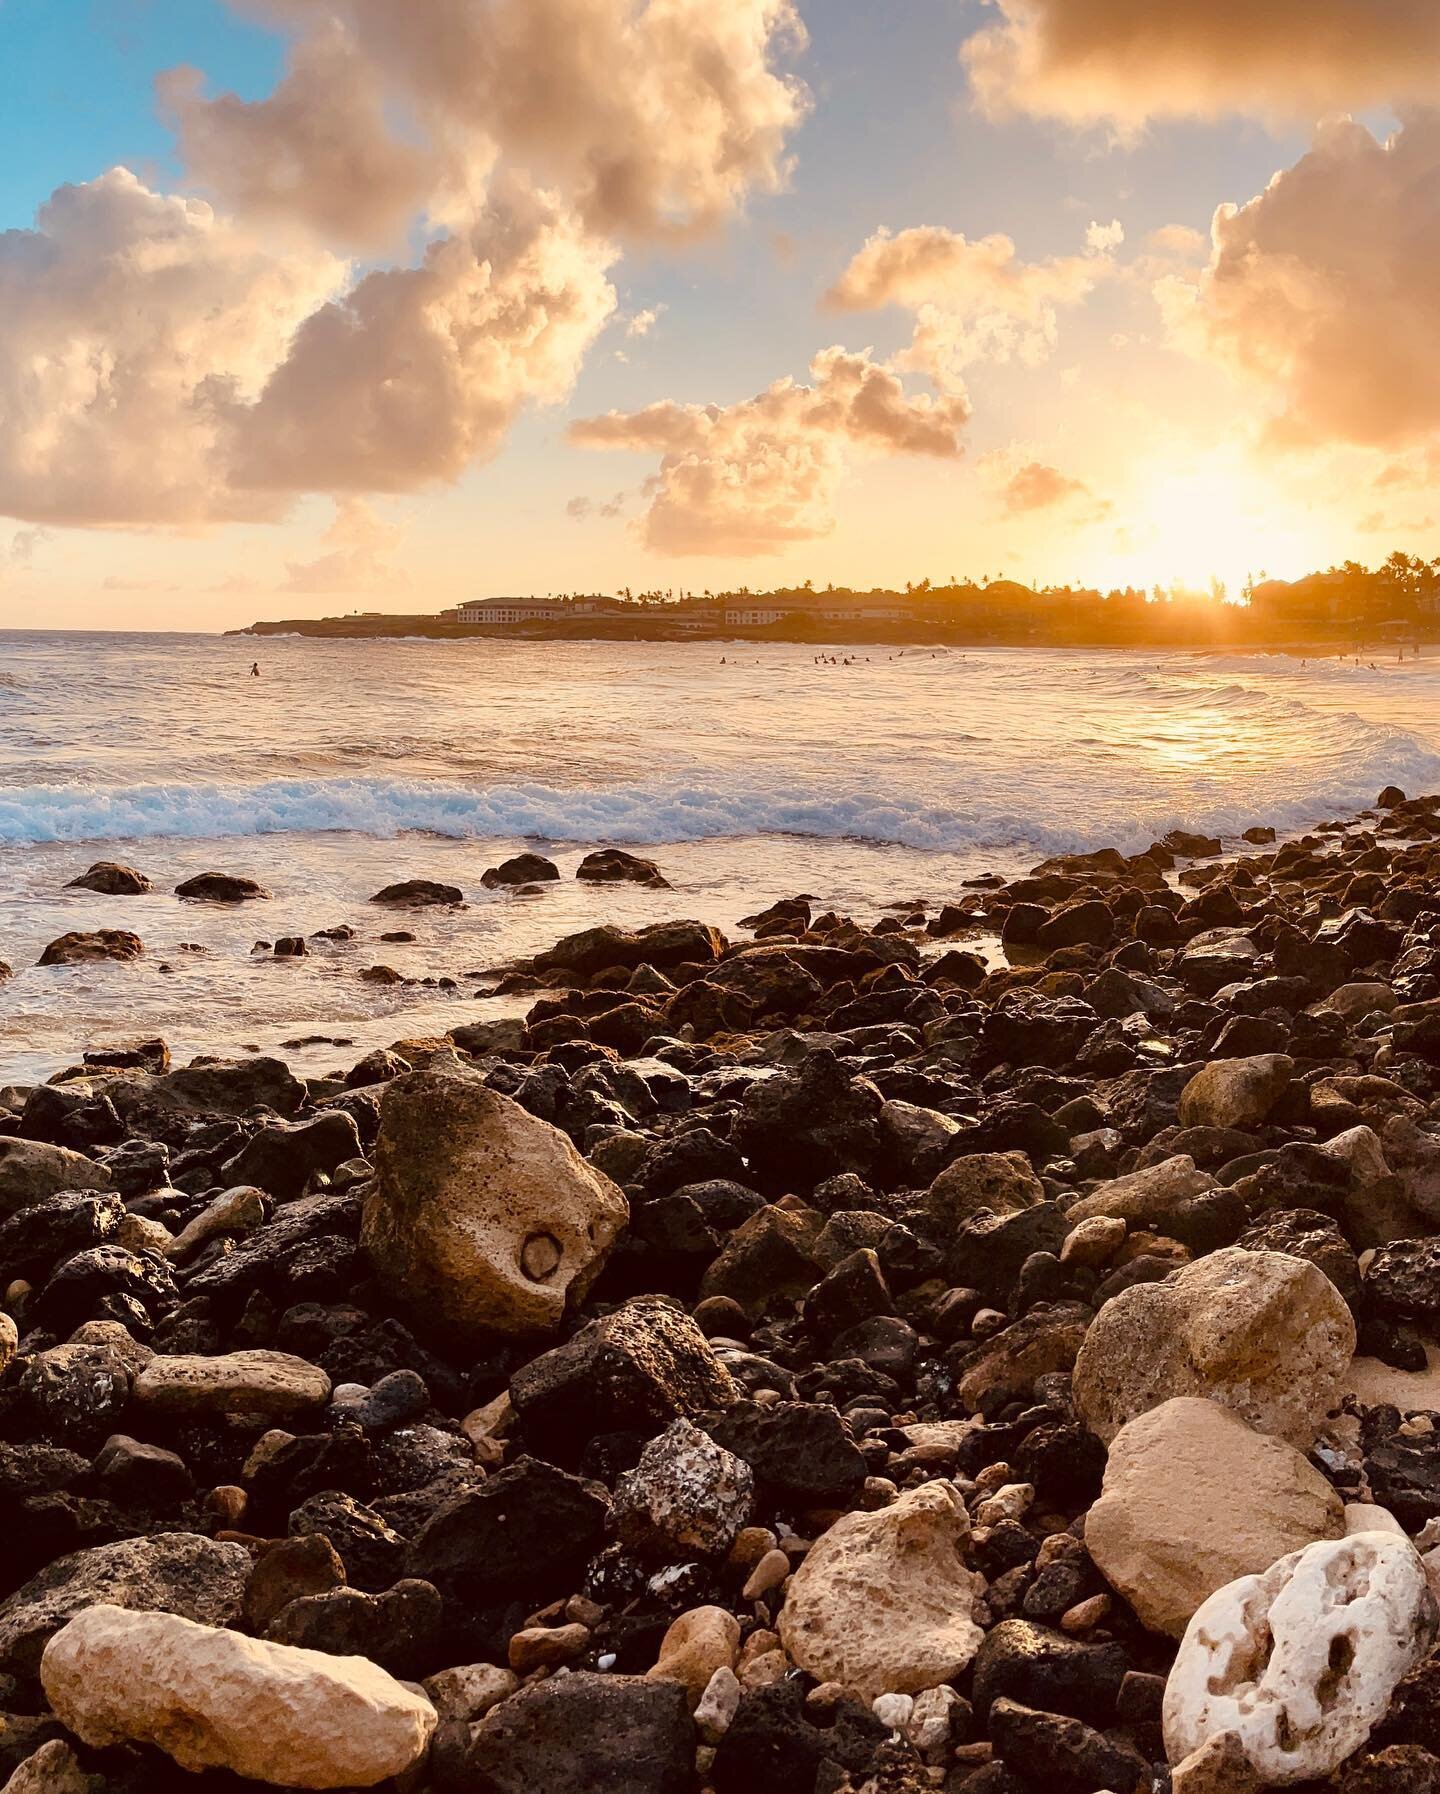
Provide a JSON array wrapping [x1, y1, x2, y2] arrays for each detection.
[[457, 598, 567, 625]]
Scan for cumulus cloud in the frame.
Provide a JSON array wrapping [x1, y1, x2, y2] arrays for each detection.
[[0, 169, 613, 526], [159, 22, 454, 249], [178, 0, 808, 243], [569, 345, 969, 554], [1160, 115, 1440, 450], [0, 167, 345, 526], [826, 223, 1116, 386], [228, 182, 617, 494], [963, 0, 1440, 128], [281, 498, 408, 593]]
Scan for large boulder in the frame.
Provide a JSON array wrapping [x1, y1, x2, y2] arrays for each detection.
[[0, 1533, 249, 1676], [0, 1140, 110, 1221], [1163, 1533, 1437, 1785], [361, 1070, 628, 1345], [1073, 1247, 1355, 1447], [1177, 1055, 1294, 1132], [1085, 1398, 1346, 1638], [41, 1604, 436, 1789], [778, 1482, 984, 1700]]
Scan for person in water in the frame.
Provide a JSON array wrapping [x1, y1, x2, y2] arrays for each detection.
[[250, 662, 260, 677]]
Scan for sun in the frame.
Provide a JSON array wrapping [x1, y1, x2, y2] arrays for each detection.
[[1083, 451, 1316, 597]]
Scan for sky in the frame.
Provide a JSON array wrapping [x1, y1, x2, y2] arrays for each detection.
[[1, 0, 1439, 630]]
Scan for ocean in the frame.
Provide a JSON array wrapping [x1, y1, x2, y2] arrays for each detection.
[[3, 629, 1439, 1082]]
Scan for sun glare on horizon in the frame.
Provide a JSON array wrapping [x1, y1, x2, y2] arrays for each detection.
[[1079, 454, 1319, 598]]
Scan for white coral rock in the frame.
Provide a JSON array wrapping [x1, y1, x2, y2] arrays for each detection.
[[1163, 1530, 1437, 1785]]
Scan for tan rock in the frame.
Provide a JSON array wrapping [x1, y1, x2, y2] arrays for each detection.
[[1085, 1397, 1345, 1638], [1177, 1055, 1293, 1132], [1170, 1732, 1262, 1794], [362, 1069, 628, 1344], [921, 1152, 1044, 1230], [0, 1740, 100, 1794], [422, 1662, 517, 1723], [1317, 983, 1397, 1023], [1066, 1154, 1214, 1229], [777, 1481, 984, 1700], [40, 1604, 436, 1789], [1060, 1215, 1126, 1267], [1073, 1246, 1355, 1447], [133, 1350, 330, 1417], [647, 1605, 741, 1708], [165, 1185, 267, 1260]]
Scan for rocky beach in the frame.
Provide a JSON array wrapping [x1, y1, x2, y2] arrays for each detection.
[[3, 794, 1440, 1790]]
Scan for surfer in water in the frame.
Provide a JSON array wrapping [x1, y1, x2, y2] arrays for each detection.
[[249, 662, 260, 677]]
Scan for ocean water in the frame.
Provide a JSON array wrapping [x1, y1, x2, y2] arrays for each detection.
[[2, 629, 1440, 1081]]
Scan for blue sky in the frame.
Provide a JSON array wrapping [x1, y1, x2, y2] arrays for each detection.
[[0, 1, 1425, 626]]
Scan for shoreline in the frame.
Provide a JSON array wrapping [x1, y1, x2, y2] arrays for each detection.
[[4, 791, 1440, 1783]]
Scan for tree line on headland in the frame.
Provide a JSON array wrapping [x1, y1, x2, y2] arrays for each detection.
[[236, 551, 1440, 650]]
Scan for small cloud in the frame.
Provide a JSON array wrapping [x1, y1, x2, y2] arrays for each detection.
[[980, 449, 1111, 520], [1086, 218, 1124, 255], [2, 526, 49, 570], [280, 497, 409, 594], [625, 305, 665, 338], [567, 491, 627, 521], [101, 573, 177, 592]]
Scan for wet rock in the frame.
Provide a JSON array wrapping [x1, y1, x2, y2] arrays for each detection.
[[38, 932, 143, 967], [1073, 1246, 1355, 1447], [511, 1296, 738, 1467], [1085, 1397, 1346, 1638], [576, 848, 671, 888], [1163, 1531, 1437, 1785], [174, 872, 270, 902], [482, 852, 560, 888], [362, 1069, 628, 1345], [0, 1532, 249, 1676], [614, 1418, 753, 1561], [460, 1670, 691, 1794], [41, 1603, 436, 1788], [65, 862, 151, 896], [777, 1481, 984, 1699], [535, 920, 724, 978], [370, 878, 464, 906]]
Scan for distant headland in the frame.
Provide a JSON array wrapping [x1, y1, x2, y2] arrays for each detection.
[[231, 553, 1440, 650]]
